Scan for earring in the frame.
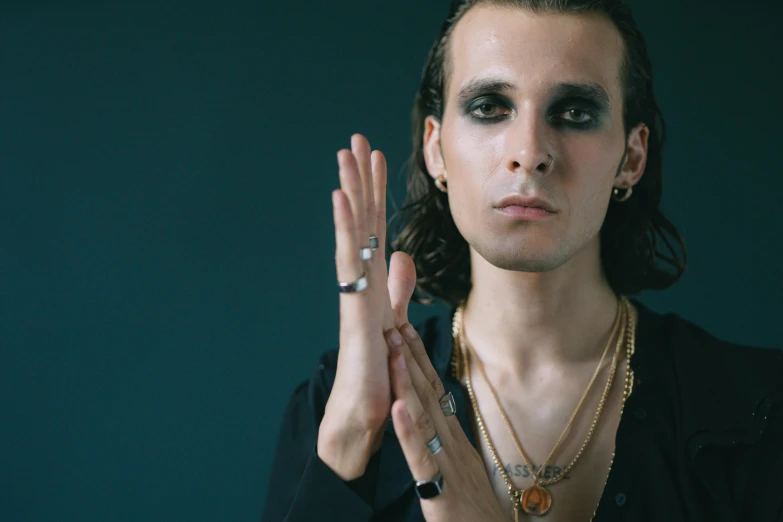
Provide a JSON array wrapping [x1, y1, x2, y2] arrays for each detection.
[[434, 174, 448, 193], [612, 185, 633, 202]]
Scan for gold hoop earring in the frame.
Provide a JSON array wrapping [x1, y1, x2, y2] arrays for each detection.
[[612, 185, 633, 202], [434, 175, 448, 193]]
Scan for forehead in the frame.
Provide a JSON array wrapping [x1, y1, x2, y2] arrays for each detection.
[[447, 5, 625, 104]]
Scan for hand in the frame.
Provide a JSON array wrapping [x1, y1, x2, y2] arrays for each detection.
[[383, 316, 509, 522], [317, 134, 417, 480]]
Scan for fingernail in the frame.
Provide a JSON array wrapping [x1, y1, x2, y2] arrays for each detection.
[[388, 329, 403, 347], [395, 353, 406, 371], [402, 324, 417, 341]]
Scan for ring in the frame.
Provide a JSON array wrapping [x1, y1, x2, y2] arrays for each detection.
[[439, 392, 456, 417], [425, 434, 443, 456], [337, 271, 368, 293], [415, 470, 444, 500], [360, 247, 373, 261], [369, 235, 379, 250]]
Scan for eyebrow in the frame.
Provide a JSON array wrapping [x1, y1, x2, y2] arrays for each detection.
[[455, 77, 612, 111]]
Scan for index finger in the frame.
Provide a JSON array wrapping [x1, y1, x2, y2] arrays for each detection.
[[387, 325, 466, 445], [371, 150, 388, 255], [351, 134, 377, 248]]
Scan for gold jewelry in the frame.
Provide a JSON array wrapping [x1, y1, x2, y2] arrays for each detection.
[[434, 175, 448, 193], [612, 185, 633, 201], [458, 303, 622, 517], [466, 301, 622, 491], [454, 297, 637, 520]]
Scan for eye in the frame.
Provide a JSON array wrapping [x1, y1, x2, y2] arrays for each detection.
[[557, 107, 597, 124], [469, 101, 510, 120], [467, 98, 600, 125]]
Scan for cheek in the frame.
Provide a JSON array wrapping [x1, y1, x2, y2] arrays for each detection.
[[446, 181, 475, 235], [576, 185, 613, 232], [444, 128, 502, 221], [451, 127, 503, 176], [566, 160, 617, 232]]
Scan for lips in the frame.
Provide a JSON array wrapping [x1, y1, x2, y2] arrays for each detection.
[[495, 195, 557, 213]]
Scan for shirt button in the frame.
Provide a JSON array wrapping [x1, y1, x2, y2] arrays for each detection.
[[633, 407, 647, 420], [615, 493, 627, 506]]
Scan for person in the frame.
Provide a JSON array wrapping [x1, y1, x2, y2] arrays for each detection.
[[261, 0, 783, 520]]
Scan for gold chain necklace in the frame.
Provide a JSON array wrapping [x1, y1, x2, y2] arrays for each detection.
[[454, 297, 636, 520], [474, 300, 623, 486], [457, 304, 622, 517]]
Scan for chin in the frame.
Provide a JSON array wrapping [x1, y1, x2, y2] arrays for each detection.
[[475, 241, 570, 273], [489, 255, 566, 273]]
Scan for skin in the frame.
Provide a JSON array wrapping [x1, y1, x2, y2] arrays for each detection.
[[423, 4, 647, 378], [417, 5, 649, 519], [321, 4, 650, 521]]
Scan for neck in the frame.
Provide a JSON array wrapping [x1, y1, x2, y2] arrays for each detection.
[[461, 239, 620, 379]]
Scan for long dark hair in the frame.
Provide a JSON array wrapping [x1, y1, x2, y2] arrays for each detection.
[[389, 0, 687, 307]]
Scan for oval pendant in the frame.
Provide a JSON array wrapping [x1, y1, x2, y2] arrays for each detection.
[[520, 483, 552, 516]]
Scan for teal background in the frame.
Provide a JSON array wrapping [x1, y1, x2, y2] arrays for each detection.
[[1, 1, 780, 520]]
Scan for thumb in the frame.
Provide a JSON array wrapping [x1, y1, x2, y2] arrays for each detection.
[[387, 251, 417, 327]]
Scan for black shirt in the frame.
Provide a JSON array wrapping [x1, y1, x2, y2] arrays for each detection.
[[261, 300, 783, 521]]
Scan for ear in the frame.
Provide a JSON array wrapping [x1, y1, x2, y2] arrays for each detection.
[[423, 115, 447, 184], [615, 122, 649, 189]]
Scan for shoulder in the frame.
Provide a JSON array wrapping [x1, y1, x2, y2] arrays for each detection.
[[660, 306, 782, 397], [635, 300, 783, 437], [641, 307, 783, 519], [666, 308, 781, 372]]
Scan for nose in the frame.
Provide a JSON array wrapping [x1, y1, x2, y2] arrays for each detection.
[[505, 111, 555, 175]]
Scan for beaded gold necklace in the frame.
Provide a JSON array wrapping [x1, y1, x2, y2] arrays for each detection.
[[452, 297, 637, 520]]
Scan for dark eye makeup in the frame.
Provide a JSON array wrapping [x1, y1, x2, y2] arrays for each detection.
[[464, 94, 604, 128]]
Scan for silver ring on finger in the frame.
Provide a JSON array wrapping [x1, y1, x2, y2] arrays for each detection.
[[359, 246, 373, 261], [337, 271, 368, 293], [415, 470, 444, 500], [439, 392, 456, 417], [369, 235, 379, 251], [425, 433, 443, 456]]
